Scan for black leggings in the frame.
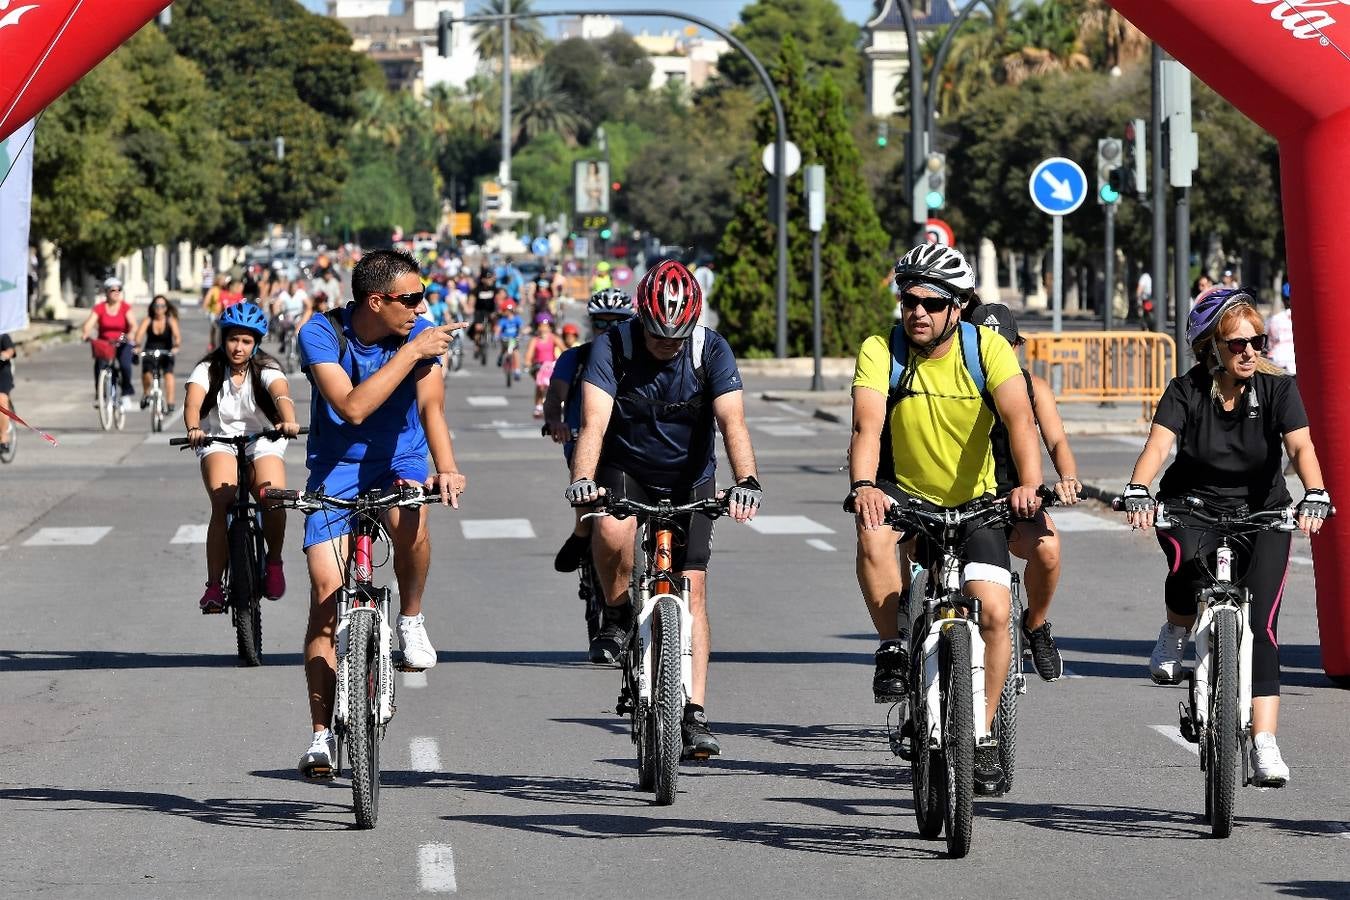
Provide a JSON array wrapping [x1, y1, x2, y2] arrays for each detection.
[[595, 465, 716, 571], [1155, 526, 1292, 697]]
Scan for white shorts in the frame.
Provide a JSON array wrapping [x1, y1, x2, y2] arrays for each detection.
[[196, 435, 288, 462]]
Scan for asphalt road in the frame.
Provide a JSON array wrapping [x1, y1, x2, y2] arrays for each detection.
[[1, 307, 1347, 899]]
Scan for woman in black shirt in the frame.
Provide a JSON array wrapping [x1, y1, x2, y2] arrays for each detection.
[[1120, 288, 1330, 787]]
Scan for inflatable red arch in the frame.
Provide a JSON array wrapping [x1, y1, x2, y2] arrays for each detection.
[[3, 1, 1349, 681]]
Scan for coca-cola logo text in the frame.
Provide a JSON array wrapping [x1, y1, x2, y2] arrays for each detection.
[[1252, 0, 1350, 41]]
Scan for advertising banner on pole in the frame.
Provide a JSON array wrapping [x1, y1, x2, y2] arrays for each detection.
[[0, 119, 36, 334]]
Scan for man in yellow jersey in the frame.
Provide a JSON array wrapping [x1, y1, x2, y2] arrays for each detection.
[[846, 243, 1043, 795]]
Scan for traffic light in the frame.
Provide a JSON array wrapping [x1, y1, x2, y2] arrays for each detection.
[[599, 227, 613, 240], [611, 181, 621, 193], [924, 152, 946, 210], [877, 121, 888, 148], [437, 11, 453, 57], [1123, 118, 1147, 196], [1096, 137, 1122, 204]]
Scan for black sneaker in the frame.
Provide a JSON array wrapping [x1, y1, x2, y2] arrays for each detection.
[[873, 639, 909, 702], [139, 396, 150, 410], [588, 606, 629, 666], [682, 705, 721, 759], [553, 532, 590, 573], [974, 745, 1005, 796], [1021, 611, 1064, 682]]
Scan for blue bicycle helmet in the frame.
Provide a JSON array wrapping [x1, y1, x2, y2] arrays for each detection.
[[1186, 287, 1253, 346], [218, 302, 270, 340]]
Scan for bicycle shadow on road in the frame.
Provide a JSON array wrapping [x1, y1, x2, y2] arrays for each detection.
[[0, 649, 305, 671], [1266, 879, 1350, 899], [1056, 638, 1333, 687], [446, 811, 944, 859], [0, 787, 351, 831], [975, 799, 1211, 840]]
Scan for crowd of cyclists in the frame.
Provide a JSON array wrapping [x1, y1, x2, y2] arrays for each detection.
[[56, 236, 1328, 803]]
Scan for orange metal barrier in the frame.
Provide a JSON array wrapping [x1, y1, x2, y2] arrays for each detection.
[[1020, 331, 1176, 418]]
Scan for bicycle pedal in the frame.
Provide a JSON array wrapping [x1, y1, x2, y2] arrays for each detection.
[[200, 606, 228, 615], [395, 662, 426, 673], [873, 691, 905, 704], [1177, 703, 1198, 743], [682, 749, 714, 762]]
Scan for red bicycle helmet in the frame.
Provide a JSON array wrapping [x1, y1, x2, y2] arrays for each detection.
[[635, 260, 702, 339]]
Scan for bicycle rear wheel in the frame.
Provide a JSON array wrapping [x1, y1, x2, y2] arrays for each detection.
[[112, 376, 126, 431], [346, 611, 381, 829], [1207, 612, 1239, 838], [940, 624, 974, 858], [651, 597, 683, 806], [228, 517, 263, 666], [97, 369, 114, 430], [151, 389, 165, 433]]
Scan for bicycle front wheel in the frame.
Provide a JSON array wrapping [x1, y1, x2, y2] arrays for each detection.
[[151, 390, 164, 433], [112, 378, 126, 431], [940, 624, 974, 858], [910, 645, 944, 839], [228, 518, 263, 666], [346, 611, 381, 829], [997, 580, 1023, 793], [97, 370, 114, 430], [651, 596, 683, 806], [1207, 612, 1239, 838]]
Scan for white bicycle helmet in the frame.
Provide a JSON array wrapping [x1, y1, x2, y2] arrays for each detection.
[[587, 288, 635, 318], [892, 244, 976, 299]]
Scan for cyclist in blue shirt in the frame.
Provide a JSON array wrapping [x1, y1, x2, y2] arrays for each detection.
[[294, 248, 467, 778], [565, 261, 764, 759], [544, 289, 636, 574], [495, 258, 523, 302], [494, 302, 524, 376]]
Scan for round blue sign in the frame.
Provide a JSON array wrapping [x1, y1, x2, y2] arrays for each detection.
[[1028, 157, 1088, 216]]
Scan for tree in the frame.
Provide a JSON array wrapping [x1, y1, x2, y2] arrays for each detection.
[[715, 0, 863, 105], [472, 0, 547, 65], [31, 26, 227, 273], [715, 37, 891, 356], [512, 66, 584, 145], [542, 33, 653, 143]]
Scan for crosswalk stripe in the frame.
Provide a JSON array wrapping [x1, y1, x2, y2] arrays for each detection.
[[418, 843, 458, 893], [23, 527, 112, 547], [460, 518, 536, 540], [806, 538, 837, 552], [402, 671, 427, 688], [1150, 724, 1199, 756], [410, 736, 442, 772], [466, 395, 508, 408], [1050, 510, 1131, 532], [170, 524, 209, 544], [757, 423, 818, 438], [496, 428, 542, 440], [746, 515, 834, 536]]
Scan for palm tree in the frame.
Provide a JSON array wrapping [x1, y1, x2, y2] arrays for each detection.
[[921, 0, 1017, 120], [1000, 0, 1091, 86], [1069, 0, 1150, 71], [473, 0, 547, 66], [512, 65, 584, 145]]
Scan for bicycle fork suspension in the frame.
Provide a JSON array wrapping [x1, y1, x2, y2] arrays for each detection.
[[918, 617, 988, 749]]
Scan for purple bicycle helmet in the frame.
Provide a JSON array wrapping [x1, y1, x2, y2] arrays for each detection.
[[1186, 287, 1253, 346]]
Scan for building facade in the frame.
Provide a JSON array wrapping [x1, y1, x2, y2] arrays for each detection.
[[863, 0, 958, 118], [330, 0, 479, 94]]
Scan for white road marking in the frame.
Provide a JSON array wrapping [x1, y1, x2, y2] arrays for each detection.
[[757, 423, 817, 438], [23, 527, 111, 547], [1291, 556, 1313, 567], [1062, 667, 1085, 679], [496, 428, 542, 440], [417, 843, 458, 893], [460, 518, 536, 540], [766, 400, 811, 418], [410, 736, 442, 772], [466, 395, 508, 408], [806, 538, 837, 552], [746, 515, 834, 536], [402, 671, 428, 688], [170, 524, 209, 544], [51, 433, 101, 446], [1150, 724, 1200, 756], [1050, 510, 1131, 532], [143, 433, 171, 445]]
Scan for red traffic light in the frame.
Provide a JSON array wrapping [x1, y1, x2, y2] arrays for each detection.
[[611, 181, 621, 192], [1124, 121, 1137, 141]]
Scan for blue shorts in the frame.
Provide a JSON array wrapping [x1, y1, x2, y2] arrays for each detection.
[[302, 456, 429, 549]]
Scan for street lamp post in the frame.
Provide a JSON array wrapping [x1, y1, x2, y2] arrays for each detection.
[[454, 8, 791, 356], [500, 0, 511, 188]]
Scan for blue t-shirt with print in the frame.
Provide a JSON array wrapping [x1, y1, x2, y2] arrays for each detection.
[[583, 322, 742, 490], [298, 305, 438, 484], [498, 314, 523, 340]]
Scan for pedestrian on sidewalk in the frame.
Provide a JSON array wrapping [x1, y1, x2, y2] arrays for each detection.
[[1267, 283, 1296, 374]]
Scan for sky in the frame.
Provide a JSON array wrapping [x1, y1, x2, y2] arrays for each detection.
[[302, 0, 881, 39]]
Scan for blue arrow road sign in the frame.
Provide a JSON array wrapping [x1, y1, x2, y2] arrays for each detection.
[[1028, 157, 1088, 216], [531, 237, 550, 256]]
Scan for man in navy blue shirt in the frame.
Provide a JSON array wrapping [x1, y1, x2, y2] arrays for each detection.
[[294, 248, 467, 778], [566, 261, 763, 759]]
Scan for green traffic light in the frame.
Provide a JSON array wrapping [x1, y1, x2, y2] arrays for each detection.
[[925, 191, 944, 209], [599, 228, 612, 240], [877, 136, 888, 147], [1099, 184, 1121, 203]]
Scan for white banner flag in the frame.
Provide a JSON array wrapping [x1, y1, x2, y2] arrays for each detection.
[[0, 119, 36, 334]]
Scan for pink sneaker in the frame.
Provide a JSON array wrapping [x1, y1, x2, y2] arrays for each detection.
[[263, 560, 286, 600], [199, 582, 226, 613]]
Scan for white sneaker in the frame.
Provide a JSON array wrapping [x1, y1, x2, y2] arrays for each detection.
[[1250, 732, 1290, 787], [398, 613, 437, 670], [1149, 621, 1188, 684], [119, 396, 132, 413], [297, 729, 337, 779]]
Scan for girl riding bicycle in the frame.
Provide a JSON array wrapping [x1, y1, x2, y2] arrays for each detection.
[[183, 303, 301, 612], [1121, 287, 1330, 786], [524, 316, 565, 418], [135, 295, 181, 411]]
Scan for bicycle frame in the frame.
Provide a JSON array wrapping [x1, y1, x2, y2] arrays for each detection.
[[335, 511, 397, 732], [629, 521, 694, 714]]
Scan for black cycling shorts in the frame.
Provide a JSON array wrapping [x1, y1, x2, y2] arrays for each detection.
[[0, 371, 13, 395], [596, 464, 717, 572], [141, 352, 174, 375], [877, 481, 1011, 583]]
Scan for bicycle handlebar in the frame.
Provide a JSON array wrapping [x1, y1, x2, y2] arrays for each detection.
[[262, 484, 438, 513], [169, 426, 309, 447], [881, 485, 1058, 533], [575, 493, 729, 522]]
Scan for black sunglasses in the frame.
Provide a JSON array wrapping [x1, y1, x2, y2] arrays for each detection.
[[376, 290, 425, 308], [900, 292, 956, 313], [1222, 334, 1268, 354]]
